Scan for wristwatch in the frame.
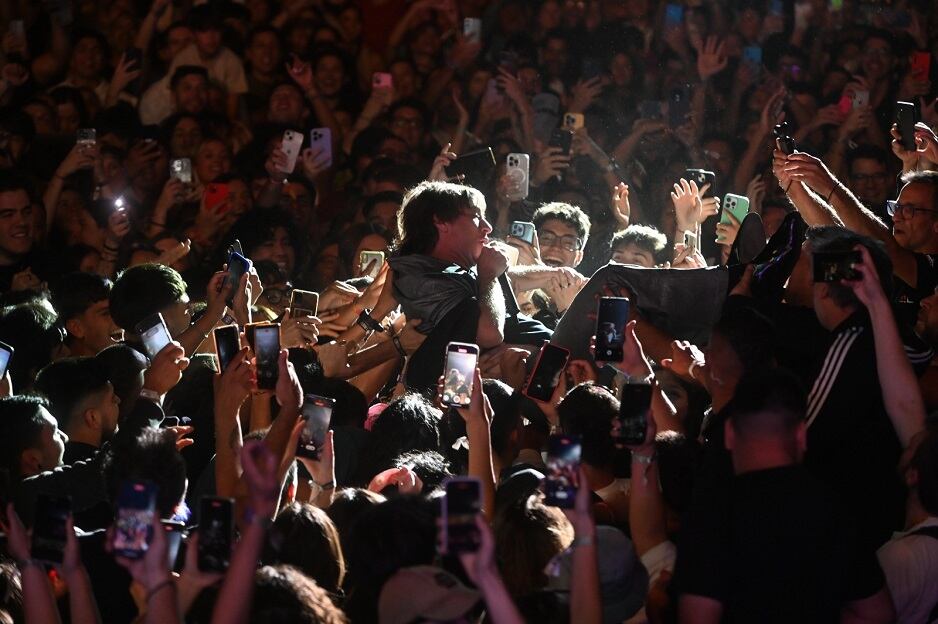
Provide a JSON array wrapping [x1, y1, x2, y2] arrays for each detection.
[[356, 308, 385, 333]]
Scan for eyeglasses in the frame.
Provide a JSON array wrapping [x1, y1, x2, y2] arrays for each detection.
[[887, 201, 938, 218], [262, 286, 292, 305], [539, 231, 582, 252], [850, 172, 889, 183]]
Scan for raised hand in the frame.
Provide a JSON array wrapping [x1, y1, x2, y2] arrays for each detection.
[[671, 177, 704, 232], [696, 35, 728, 80], [241, 441, 281, 520], [611, 182, 631, 229], [429, 142, 458, 181]]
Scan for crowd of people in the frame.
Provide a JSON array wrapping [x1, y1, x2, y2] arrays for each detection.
[[0, 0, 937, 621]]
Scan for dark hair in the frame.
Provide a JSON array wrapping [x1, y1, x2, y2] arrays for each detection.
[[726, 368, 807, 439], [494, 496, 572, 596], [326, 488, 385, 559], [109, 264, 187, 331], [392, 450, 452, 491], [900, 170, 938, 211], [0, 395, 51, 480], [484, 379, 522, 458], [170, 65, 209, 90], [49, 86, 88, 127], [70, 28, 109, 57], [611, 225, 668, 263], [33, 357, 110, 433], [103, 427, 187, 519], [226, 208, 303, 267], [264, 503, 346, 593], [557, 382, 618, 468], [911, 426, 938, 516], [387, 97, 431, 129], [0, 300, 65, 392], [94, 345, 148, 419], [250, 565, 348, 624], [0, 169, 32, 198], [846, 144, 890, 172], [533, 202, 591, 246], [392, 181, 485, 256], [807, 226, 893, 309], [49, 272, 112, 323], [362, 191, 403, 219], [712, 304, 777, 372], [355, 393, 442, 485], [654, 430, 699, 513]]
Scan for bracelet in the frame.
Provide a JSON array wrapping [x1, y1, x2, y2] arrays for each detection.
[[391, 333, 407, 358], [356, 308, 385, 333], [146, 579, 174, 602], [826, 186, 836, 203]]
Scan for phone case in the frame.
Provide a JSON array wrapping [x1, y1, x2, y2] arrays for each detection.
[[505, 153, 530, 202], [170, 158, 192, 183], [910, 51, 931, 80], [524, 342, 570, 402], [309, 127, 333, 168], [563, 113, 584, 130], [509, 221, 536, 244], [896, 101, 918, 151], [77, 128, 96, 146], [372, 72, 393, 90], [463, 17, 481, 42], [359, 251, 384, 278], [0, 340, 13, 379], [720, 194, 751, 230], [281, 130, 304, 174], [205, 184, 230, 215], [851, 90, 869, 109]]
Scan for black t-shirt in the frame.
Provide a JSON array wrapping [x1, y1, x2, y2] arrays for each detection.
[[77, 529, 137, 624], [894, 252, 937, 306]]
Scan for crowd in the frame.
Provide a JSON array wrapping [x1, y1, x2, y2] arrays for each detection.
[[0, 0, 937, 622]]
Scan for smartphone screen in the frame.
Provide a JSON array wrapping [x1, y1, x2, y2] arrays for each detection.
[[225, 251, 251, 294], [204, 183, 230, 214], [525, 342, 570, 402], [254, 324, 280, 390], [358, 251, 385, 278], [297, 394, 334, 459], [290, 289, 319, 317], [0, 340, 13, 379], [136, 313, 172, 360], [161, 520, 185, 571], [595, 297, 630, 362], [214, 324, 240, 373], [198, 497, 234, 573], [615, 382, 652, 446], [544, 435, 581, 508], [441, 477, 481, 554], [309, 127, 333, 168], [32, 495, 72, 564], [170, 158, 192, 183], [113, 480, 157, 559], [442, 342, 479, 407]]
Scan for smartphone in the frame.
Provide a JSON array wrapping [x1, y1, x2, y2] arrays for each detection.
[[773, 122, 796, 155], [297, 394, 334, 459], [442, 342, 479, 407], [812, 250, 861, 282], [244, 321, 271, 352], [685, 169, 715, 193], [665, 3, 684, 27], [509, 221, 536, 246], [372, 72, 393, 90], [359, 250, 385, 279], [851, 89, 869, 109], [563, 112, 584, 130], [544, 435, 581, 508], [668, 85, 691, 128], [204, 183, 230, 215], [198, 497, 234, 572], [719, 193, 751, 238], [224, 251, 251, 304], [230, 239, 243, 256], [281, 129, 304, 174], [77, 128, 96, 148], [684, 231, 698, 255], [135, 313, 172, 360], [170, 158, 192, 184], [213, 324, 240, 373], [290, 289, 319, 317], [505, 153, 530, 202], [896, 101, 919, 151], [32, 494, 71, 564], [254, 323, 281, 391], [161, 520, 186, 571], [440, 477, 481, 554], [113, 480, 157, 560], [524, 342, 570, 402], [463, 17, 482, 43], [549, 128, 574, 156], [0, 340, 13, 379], [595, 297, 630, 362], [910, 51, 931, 81], [638, 100, 662, 119], [614, 381, 652, 445], [446, 147, 496, 187], [309, 127, 333, 169]]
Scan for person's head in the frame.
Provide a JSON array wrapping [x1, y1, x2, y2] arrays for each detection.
[[378, 566, 481, 624], [268, 82, 308, 126], [610, 225, 667, 267], [246, 27, 283, 76], [163, 113, 205, 159], [0, 299, 67, 392], [313, 47, 348, 98], [391, 451, 452, 492], [109, 263, 190, 337], [0, 172, 34, 264], [103, 427, 187, 519], [393, 181, 490, 268], [860, 29, 896, 82], [388, 59, 418, 99], [33, 357, 119, 445], [337, 223, 389, 278], [193, 136, 231, 183], [164, 22, 194, 61], [0, 396, 67, 480], [250, 565, 348, 624], [189, 6, 223, 58], [724, 368, 808, 474], [387, 98, 430, 150], [917, 289, 938, 348], [485, 379, 523, 468], [49, 87, 88, 136], [69, 29, 107, 81], [22, 98, 57, 137], [707, 305, 777, 411], [807, 226, 892, 330], [264, 503, 345, 593], [558, 382, 619, 472], [533, 202, 590, 268], [898, 426, 938, 517], [494, 495, 573, 596], [362, 191, 402, 235], [325, 487, 385, 557], [357, 393, 442, 484], [847, 145, 891, 208], [170, 66, 209, 116], [892, 171, 938, 254], [94, 344, 148, 419], [49, 272, 122, 355], [227, 208, 301, 277]]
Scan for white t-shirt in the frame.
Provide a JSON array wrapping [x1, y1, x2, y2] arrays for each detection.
[[877, 517, 938, 623], [171, 44, 248, 95]]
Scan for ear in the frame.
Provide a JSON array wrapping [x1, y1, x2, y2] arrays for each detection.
[[573, 250, 584, 267], [724, 419, 735, 451], [20, 448, 42, 477], [65, 317, 85, 340], [83, 407, 100, 431]]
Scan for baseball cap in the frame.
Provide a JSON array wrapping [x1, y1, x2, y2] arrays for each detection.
[[378, 566, 480, 624]]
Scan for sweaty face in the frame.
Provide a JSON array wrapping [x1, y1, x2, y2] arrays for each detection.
[[0, 189, 34, 261], [891, 183, 938, 253], [538, 219, 583, 268], [612, 242, 656, 268]]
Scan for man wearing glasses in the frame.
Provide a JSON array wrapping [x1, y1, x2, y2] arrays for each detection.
[[846, 146, 893, 220], [532, 202, 591, 270]]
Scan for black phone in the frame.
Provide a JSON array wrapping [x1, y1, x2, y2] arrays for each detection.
[[297, 394, 334, 460], [773, 122, 796, 155], [254, 324, 280, 390], [198, 497, 234, 573], [684, 169, 715, 193], [225, 251, 251, 306], [549, 128, 574, 156], [446, 147, 496, 185], [135, 313, 172, 360], [812, 250, 861, 282], [214, 324, 240, 373], [896, 101, 918, 151], [668, 85, 691, 128], [440, 477, 482, 554], [32, 494, 72, 564], [524, 342, 570, 402], [544, 435, 581, 508], [0, 339, 13, 379], [442, 342, 479, 407], [113, 480, 157, 560], [594, 297, 630, 362], [615, 382, 653, 446]]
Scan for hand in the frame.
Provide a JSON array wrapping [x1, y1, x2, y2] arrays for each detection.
[[204, 270, 231, 318], [0, 503, 31, 563], [611, 182, 631, 229], [695, 35, 728, 80], [106, 207, 131, 242], [213, 347, 254, 411], [477, 242, 510, 282], [671, 242, 707, 269], [296, 429, 335, 490], [544, 268, 586, 314], [447, 33, 482, 71], [562, 466, 594, 534], [58, 515, 84, 578], [715, 208, 741, 245], [890, 124, 921, 172], [153, 239, 191, 267], [108, 52, 141, 99], [231, 271, 254, 325], [281, 309, 321, 348], [285, 55, 315, 94], [505, 231, 542, 266], [0, 370, 12, 397], [154, 177, 186, 215], [758, 88, 787, 137], [314, 340, 350, 378], [496, 67, 527, 110], [55, 142, 97, 178], [455, 368, 492, 428], [241, 441, 281, 520], [300, 146, 331, 180], [568, 77, 606, 113], [772, 148, 796, 190], [265, 145, 290, 180], [319, 281, 360, 312], [843, 245, 886, 309], [167, 425, 195, 452], [479, 344, 530, 389], [670, 177, 705, 232], [532, 147, 570, 186], [179, 531, 224, 589], [143, 341, 190, 395], [567, 359, 597, 385], [807, 104, 843, 132], [660, 340, 705, 383], [457, 515, 498, 586], [782, 152, 837, 196], [914, 122, 938, 166], [125, 140, 162, 180], [10, 267, 41, 291], [275, 349, 303, 413], [429, 142, 457, 181], [617, 320, 652, 379], [112, 514, 171, 590], [837, 105, 874, 141], [367, 466, 423, 494]]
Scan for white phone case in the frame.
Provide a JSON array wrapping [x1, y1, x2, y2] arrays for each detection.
[[281, 130, 304, 174], [505, 153, 530, 202]]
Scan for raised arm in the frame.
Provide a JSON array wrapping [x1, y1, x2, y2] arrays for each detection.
[[1, 504, 61, 624]]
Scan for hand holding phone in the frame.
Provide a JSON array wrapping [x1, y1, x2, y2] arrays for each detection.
[[113, 480, 157, 559], [135, 313, 173, 360], [297, 394, 334, 459], [442, 342, 479, 407], [214, 324, 240, 373], [439, 477, 481, 554], [290, 289, 320, 317], [198, 497, 234, 572], [594, 297, 630, 362], [614, 381, 653, 446], [253, 324, 281, 390], [524, 341, 570, 402], [544, 435, 581, 508]]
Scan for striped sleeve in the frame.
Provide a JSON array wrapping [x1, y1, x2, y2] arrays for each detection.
[[806, 327, 864, 427]]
